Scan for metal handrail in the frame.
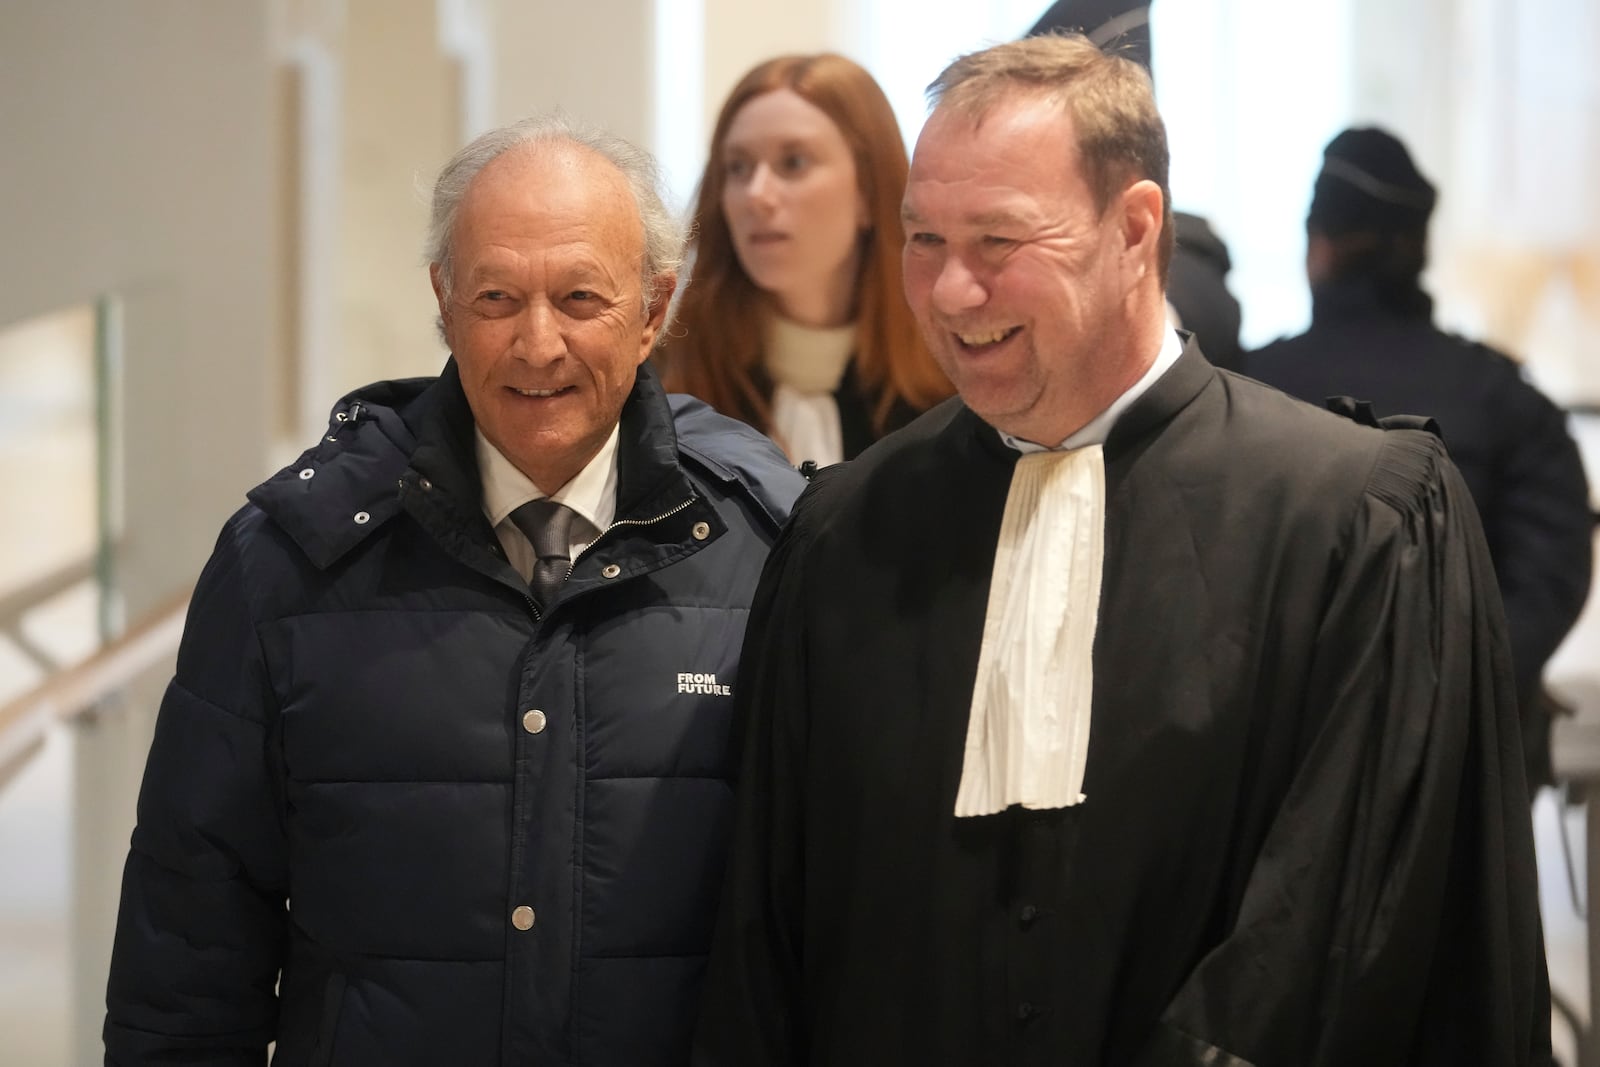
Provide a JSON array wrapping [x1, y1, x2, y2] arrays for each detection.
[[0, 591, 190, 792], [0, 555, 99, 673]]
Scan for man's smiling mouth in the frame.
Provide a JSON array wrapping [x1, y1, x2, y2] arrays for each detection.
[[956, 326, 1021, 350]]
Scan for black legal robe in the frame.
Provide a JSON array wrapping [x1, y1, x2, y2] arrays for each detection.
[[1243, 280, 1594, 790], [694, 341, 1550, 1066]]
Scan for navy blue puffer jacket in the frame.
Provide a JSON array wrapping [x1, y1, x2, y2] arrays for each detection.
[[104, 362, 804, 1066]]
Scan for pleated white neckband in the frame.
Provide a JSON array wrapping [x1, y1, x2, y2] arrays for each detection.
[[953, 444, 1106, 817]]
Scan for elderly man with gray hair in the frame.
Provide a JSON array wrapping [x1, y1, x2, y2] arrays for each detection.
[[103, 115, 804, 1066]]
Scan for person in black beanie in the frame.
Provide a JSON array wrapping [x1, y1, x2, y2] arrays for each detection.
[[1301, 126, 1438, 316], [1027, 0, 1246, 369], [1245, 126, 1594, 794]]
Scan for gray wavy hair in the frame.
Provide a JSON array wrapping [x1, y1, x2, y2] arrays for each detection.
[[425, 114, 685, 312]]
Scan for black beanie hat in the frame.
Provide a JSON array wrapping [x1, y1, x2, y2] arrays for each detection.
[[1027, 0, 1153, 72], [1307, 126, 1437, 237]]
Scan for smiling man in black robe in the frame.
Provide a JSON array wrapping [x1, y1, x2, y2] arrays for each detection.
[[692, 33, 1551, 1067]]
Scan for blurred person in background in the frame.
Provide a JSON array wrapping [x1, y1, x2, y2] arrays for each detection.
[[103, 115, 803, 1066], [656, 53, 951, 468], [1027, 0, 1246, 370], [1244, 126, 1594, 794]]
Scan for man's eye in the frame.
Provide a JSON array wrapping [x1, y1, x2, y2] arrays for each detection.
[[565, 290, 612, 316], [908, 232, 944, 247], [982, 235, 1017, 248], [478, 290, 507, 301]]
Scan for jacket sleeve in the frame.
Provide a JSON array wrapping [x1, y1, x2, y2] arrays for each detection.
[[1484, 367, 1594, 701], [104, 516, 288, 1066], [1133, 433, 1551, 1067]]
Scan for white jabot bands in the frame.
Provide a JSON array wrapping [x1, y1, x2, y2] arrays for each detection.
[[954, 445, 1105, 818]]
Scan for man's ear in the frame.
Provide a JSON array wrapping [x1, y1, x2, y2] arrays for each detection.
[[636, 271, 678, 363], [430, 263, 453, 331], [1118, 180, 1165, 283]]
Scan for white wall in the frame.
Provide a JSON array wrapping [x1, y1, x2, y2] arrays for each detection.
[[334, 0, 459, 394], [1150, 2, 1353, 349], [854, 0, 1041, 153], [0, 1, 279, 616], [0, 6, 278, 1059]]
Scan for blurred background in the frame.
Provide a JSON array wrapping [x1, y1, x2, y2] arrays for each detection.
[[1, 1, 1596, 1063]]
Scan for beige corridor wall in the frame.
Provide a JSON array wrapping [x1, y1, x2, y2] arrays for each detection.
[[0, 2, 279, 617], [488, 0, 657, 143], [699, 0, 852, 136], [332, 0, 459, 394]]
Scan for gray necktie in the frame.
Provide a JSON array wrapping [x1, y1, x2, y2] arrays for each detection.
[[509, 499, 576, 609]]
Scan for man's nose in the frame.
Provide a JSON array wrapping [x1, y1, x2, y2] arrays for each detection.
[[513, 300, 566, 364], [930, 254, 988, 315]]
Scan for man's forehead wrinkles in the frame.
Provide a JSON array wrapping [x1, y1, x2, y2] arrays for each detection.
[[463, 240, 630, 278], [965, 208, 1031, 228], [903, 190, 1037, 231]]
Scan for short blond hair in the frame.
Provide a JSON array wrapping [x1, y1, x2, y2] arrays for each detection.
[[927, 34, 1175, 280]]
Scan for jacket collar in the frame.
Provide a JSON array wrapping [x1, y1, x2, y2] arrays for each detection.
[[398, 356, 696, 511], [398, 359, 702, 563], [246, 376, 427, 570], [250, 359, 701, 573], [1103, 331, 1213, 459]]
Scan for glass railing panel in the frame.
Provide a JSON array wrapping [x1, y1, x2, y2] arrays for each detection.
[[0, 303, 102, 683], [0, 723, 73, 1066], [0, 300, 114, 1065]]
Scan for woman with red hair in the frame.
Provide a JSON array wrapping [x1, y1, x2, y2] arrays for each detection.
[[657, 53, 951, 467]]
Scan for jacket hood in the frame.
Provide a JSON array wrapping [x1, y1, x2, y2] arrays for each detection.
[[246, 370, 436, 570]]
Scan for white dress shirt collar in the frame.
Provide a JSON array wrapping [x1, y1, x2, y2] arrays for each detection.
[[477, 426, 619, 573], [1002, 329, 1184, 454]]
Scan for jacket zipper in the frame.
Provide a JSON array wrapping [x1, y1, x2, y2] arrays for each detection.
[[527, 492, 698, 621], [572, 493, 697, 566]]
